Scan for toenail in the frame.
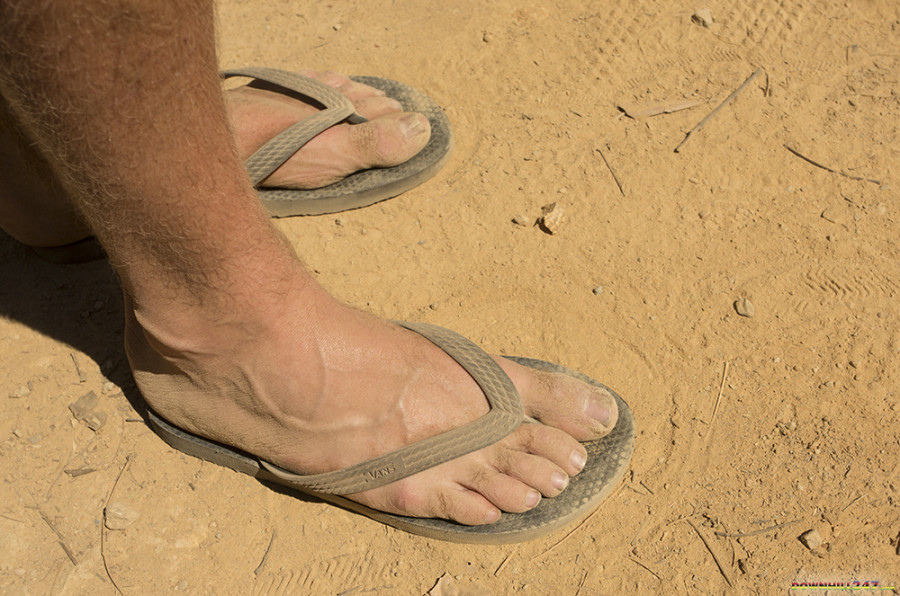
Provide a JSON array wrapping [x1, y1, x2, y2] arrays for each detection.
[[484, 508, 501, 524], [570, 449, 587, 472], [399, 113, 426, 139], [387, 98, 403, 111], [551, 472, 569, 491], [525, 490, 541, 508], [584, 393, 612, 427]]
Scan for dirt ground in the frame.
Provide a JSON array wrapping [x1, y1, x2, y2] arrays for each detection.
[[2, 0, 899, 593]]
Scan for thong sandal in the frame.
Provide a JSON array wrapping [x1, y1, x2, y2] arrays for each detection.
[[223, 67, 454, 217], [28, 68, 453, 263], [142, 321, 635, 544]]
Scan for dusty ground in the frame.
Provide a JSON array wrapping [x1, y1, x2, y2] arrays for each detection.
[[2, 0, 899, 593]]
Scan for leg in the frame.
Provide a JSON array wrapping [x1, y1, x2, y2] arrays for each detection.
[[0, 0, 617, 524], [0, 91, 90, 247]]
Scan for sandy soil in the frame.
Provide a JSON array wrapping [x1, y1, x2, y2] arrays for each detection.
[[2, 0, 899, 593]]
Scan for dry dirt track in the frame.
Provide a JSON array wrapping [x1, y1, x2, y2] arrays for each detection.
[[1, 0, 898, 593]]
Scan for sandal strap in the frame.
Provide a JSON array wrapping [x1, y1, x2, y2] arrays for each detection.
[[222, 67, 367, 185], [260, 321, 524, 494]]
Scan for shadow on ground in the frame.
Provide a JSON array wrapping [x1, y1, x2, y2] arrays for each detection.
[[0, 230, 141, 408]]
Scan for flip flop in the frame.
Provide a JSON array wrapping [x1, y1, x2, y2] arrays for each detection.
[[142, 321, 635, 544], [28, 68, 453, 264], [223, 67, 454, 217]]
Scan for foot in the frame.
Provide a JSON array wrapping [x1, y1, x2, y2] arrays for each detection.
[[225, 69, 431, 189], [0, 69, 431, 248], [126, 275, 619, 526]]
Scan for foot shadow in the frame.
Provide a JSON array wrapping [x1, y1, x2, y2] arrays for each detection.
[[0, 229, 142, 411]]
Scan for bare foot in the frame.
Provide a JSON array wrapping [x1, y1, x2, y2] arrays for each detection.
[[126, 271, 619, 526], [225, 69, 431, 189]]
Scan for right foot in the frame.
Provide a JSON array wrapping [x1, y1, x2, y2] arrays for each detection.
[[126, 276, 619, 525]]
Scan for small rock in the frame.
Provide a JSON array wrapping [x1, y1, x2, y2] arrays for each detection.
[[8, 385, 30, 399], [592, 285, 604, 295], [69, 391, 98, 419], [482, 31, 492, 43], [69, 391, 108, 431], [105, 502, 140, 530], [512, 214, 530, 226], [799, 528, 823, 550], [734, 298, 755, 317], [691, 8, 714, 27], [332, 23, 342, 31], [539, 202, 564, 234]]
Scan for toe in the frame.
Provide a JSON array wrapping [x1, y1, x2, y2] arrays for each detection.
[[462, 467, 542, 514], [303, 69, 387, 101], [345, 111, 431, 169], [498, 358, 620, 441], [356, 474, 501, 526], [260, 111, 431, 189], [492, 445, 570, 497], [509, 422, 587, 479], [352, 96, 404, 120]]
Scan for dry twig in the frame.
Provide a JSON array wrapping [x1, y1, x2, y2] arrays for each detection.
[[596, 146, 626, 196], [70, 352, 86, 383], [784, 144, 882, 184], [254, 530, 278, 575], [687, 519, 733, 587], [494, 551, 515, 576], [37, 508, 78, 566], [535, 506, 603, 560], [714, 518, 800, 538], [101, 455, 133, 594], [674, 68, 763, 152], [710, 361, 729, 426], [629, 556, 663, 581]]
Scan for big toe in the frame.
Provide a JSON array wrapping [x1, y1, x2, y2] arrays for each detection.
[[262, 111, 431, 189], [498, 358, 620, 442]]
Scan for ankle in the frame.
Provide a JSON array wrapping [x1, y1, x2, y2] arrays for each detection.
[[128, 258, 329, 359]]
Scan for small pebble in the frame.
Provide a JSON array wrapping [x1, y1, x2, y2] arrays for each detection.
[[539, 202, 564, 234], [799, 528, 823, 550], [8, 386, 30, 399], [105, 502, 140, 530], [512, 214, 530, 226], [592, 285, 604, 295], [691, 8, 714, 27], [735, 297, 755, 317]]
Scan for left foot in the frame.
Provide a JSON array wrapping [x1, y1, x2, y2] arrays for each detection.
[[0, 69, 432, 248], [225, 69, 431, 189]]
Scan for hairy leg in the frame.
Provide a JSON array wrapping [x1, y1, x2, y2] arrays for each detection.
[[0, 91, 90, 246], [0, 0, 617, 524]]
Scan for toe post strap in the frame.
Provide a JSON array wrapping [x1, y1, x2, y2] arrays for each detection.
[[222, 67, 367, 185], [261, 321, 524, 494]]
